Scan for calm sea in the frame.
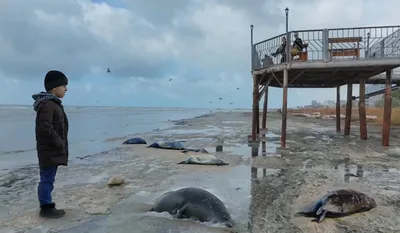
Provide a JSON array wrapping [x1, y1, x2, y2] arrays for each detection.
[[0, 105, 214, 174]]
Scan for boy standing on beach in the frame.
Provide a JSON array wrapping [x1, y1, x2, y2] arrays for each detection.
[[32, 70, 69, 218]]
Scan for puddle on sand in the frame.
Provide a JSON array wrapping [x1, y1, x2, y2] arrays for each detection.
[[165, 125, 236, 137], [57, 165, 281, 233], [207, 132, 280, 157], [221, 120, 247, 124], [304, 161, 369, 184], [164, 128, 220, 135], [334, 163, 368, 183], [221, 141, 278, 157]]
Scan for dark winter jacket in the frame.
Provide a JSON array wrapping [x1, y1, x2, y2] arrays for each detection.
[[293, 37, 305, 51], [32, 92, 69, 168]]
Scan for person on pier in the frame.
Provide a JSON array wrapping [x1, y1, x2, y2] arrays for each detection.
[[271, 36, 287, 63], [291, 32, 308, 59]]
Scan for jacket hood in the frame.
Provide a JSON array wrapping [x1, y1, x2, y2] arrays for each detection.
[[32, 92, 62, 112]]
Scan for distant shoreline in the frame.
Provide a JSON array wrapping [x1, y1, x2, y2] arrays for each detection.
[[0, 104, 254, 111], [287, 107, 400, 125]]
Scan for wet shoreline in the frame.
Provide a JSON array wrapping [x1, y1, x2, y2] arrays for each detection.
[[2, 111, 400, 232], [0, 106, 214, 175]]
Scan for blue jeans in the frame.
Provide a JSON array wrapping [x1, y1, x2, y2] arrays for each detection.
[[38, 166, 58, 206]]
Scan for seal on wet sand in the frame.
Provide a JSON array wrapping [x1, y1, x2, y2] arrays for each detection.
[[147, 141, 185, 150], [122, 137, 147, 145], [149, 187, 234, 227], [296, 189, 377, 223], [177, 154, 229, 166]]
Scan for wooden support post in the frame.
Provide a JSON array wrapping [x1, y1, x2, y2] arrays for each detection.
[[281, 69, 288, 148], [262, 85, 269, 130], [251, 167, 257, 180], [359, 79, 367, 140], [251, 143, 259, 157], [382, 70, 392, 147], [336, 86, 341, 132], [251, 74, 258, 142], [344, 84, 353, 136], [261, 142, 266, 155], [256, 99, 260, 135]]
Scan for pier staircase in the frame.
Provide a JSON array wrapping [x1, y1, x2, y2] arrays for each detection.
[[365, 28, 400, 99]]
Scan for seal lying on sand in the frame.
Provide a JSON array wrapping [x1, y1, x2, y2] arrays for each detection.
[[147, 141, 185, 150], [178, 154, 229, 166], [296, 189, 377, 223], [149, 187, 234, 227], [122, 137, 147, 144], [181, 148, 208, 154]]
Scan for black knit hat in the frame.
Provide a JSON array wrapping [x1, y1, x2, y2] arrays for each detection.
[[44, 70, 68, 92]]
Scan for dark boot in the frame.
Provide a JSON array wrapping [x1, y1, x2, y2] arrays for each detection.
[[39, 203, 65, 218]]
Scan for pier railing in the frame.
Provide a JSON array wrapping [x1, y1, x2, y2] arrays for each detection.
[[252, 25, 400, 70]]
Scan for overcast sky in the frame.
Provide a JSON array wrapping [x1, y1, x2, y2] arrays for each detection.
[[0, 0, 398, 108]]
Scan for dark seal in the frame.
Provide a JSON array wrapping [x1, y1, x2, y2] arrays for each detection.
[[147, 141, 185, 150], [296, 189, 377, 223], [149, 187, 234, 227], [122, 137, 147, 145]]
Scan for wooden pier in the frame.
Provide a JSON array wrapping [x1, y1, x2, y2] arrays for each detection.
[[250, 25, 400, 148]]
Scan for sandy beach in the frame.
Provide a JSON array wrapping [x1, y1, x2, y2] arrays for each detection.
[[1, 110, 400, 233]]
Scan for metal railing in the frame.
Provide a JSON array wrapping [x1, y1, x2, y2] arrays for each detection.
[[366, 83, 398, 94], [368, 27, 400, 58], [252, 25, 400, 70], [365, 66, 400, 95]]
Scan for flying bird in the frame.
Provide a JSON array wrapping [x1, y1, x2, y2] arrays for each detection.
[[107, 68, 111, 73]]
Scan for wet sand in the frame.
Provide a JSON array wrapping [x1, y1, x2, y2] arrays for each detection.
[[1, 111, 400, 233]]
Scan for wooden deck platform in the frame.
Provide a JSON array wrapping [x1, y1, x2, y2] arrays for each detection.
[[250, 25, 400, 149], [253, 58, 400, 88]]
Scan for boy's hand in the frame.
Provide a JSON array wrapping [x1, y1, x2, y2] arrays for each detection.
[[54, 136, 65, 149]]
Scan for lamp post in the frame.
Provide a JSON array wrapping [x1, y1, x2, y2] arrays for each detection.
[[285, 7, 289, 63], [251, 24, 254, 70], [285, 7, 289, 33], [366, 32, 371, 57]]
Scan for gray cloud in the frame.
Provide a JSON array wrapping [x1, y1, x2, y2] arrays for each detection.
[[0, 0, 295, 83], [1, 0, 399, 86], [1, 0, 400, 108], [0, 0, 294, 82], [219, 0, 286, 24], [122, 0, 190, 25], [0, 0, 182, 80]]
